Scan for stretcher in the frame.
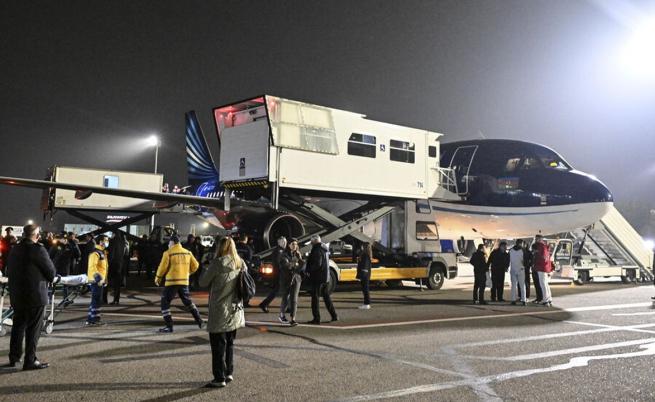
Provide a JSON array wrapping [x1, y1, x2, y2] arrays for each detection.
[[0, 276, 10, 336], [44, 274, 89, 334]]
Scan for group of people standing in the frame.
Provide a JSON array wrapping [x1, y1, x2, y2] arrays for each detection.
[[258, 235, 340, 325], [471, 235, 553, 306]]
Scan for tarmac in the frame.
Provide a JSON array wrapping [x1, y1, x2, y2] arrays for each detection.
[[1, 270, 654, 401]]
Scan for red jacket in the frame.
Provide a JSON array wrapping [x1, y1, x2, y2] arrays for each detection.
[[533, 241, 553, 273]]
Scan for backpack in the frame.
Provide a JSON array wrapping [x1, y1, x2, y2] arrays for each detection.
[[236, 259, 256, 304]]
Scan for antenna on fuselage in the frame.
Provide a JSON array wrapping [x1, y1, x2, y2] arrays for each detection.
[[477, 130, 487, 139]]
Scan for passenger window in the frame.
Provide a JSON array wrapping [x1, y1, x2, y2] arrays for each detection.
[[347, 133, 376, 158], [103, 175, 119, 188], [416, 221, 438, 240], [390, 139, 415, 163], [428, 146, 437, 158]]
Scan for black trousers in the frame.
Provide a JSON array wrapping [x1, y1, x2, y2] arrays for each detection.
[[9, 305, 45, 365], [531, 269, 543, 301], [209, 330, 237, 382], [490, 268, 506, 301], [161, 285, 202, 328], [260, 277, 281, 308], [524, 268, 531, 299], [360, 276, 371, 305], [473, 270, 487, 302], [310, 282, 337, 321]]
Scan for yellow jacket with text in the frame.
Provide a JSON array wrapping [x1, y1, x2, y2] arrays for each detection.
[[155, 243, 199, 286], [87, 245, 108, 283]]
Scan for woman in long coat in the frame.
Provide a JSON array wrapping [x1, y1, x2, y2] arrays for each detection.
[[199, 236, 245, 388]]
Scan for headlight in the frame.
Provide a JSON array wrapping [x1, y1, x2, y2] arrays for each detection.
[[260, 265, 274, 275]]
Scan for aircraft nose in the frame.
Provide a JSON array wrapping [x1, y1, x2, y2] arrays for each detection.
[[583, 175, 613, 203]]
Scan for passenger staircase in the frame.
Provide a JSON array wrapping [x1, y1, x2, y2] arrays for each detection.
[[571, 205, 654, 282]]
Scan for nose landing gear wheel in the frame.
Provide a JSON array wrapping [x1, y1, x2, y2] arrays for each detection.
[[45, 321, 54, 335]]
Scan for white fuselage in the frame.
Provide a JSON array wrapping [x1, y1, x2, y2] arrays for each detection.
[[429, 201, 612, 240]]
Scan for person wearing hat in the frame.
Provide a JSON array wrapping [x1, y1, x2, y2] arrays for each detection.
[[155, 234, 204, 333]]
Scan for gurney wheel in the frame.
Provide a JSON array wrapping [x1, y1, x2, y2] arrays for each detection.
[[45, 322, 54, 335]]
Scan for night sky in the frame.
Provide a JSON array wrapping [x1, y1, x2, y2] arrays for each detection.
[[2, 1, 655, 232]]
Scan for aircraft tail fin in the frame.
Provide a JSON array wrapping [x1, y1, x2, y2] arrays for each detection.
[[185, 111, 222, 198]]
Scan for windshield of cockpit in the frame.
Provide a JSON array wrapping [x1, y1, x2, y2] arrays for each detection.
[[533, 146, 571, 170]]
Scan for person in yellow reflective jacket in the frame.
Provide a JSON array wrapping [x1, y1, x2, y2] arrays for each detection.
[[86, 235, 109, 326], [155, 235, 203, 333]]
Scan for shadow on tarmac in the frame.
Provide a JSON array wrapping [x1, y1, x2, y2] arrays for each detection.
[[0, 381, 214, 400]]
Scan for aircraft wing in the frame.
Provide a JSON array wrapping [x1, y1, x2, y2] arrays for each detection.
[[0, 175, 229, 209]]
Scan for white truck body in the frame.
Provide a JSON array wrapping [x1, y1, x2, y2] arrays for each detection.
[[51, 166, 163, 211], [214, 95, 458, 201]]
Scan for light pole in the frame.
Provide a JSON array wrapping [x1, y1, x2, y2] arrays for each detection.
[[146, 135, 160, 232]]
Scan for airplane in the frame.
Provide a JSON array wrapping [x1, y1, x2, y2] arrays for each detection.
[[0, 96, 613, 252], [431, 139, 613, 239]]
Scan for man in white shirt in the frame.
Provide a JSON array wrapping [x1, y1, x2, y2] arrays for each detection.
[[509, 239, 527, 306]]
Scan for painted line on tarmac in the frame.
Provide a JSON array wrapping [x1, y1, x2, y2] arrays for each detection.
[[564, 319, 655, 335], [450, 323, 655, 349], [499, 337, 655, 361], [313, 302, 653, 330], [100, 302, 652, 330], [335, 340, 655, 401], [612, 311, 655, 316]]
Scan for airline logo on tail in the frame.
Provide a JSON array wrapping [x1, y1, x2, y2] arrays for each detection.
[[185, 111, 222, 199]]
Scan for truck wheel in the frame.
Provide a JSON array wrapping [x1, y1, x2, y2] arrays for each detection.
[[326, 269, 338, 295], [427, 265, 445, 290], [621, 270, 636, 284], [575, 270, 590, 285]]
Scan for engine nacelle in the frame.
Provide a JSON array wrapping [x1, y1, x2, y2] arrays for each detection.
[[238, 212, 305, 251]]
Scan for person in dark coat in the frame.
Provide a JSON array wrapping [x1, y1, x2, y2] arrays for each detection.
[[79, 235, 95, 277], [136, 235, 148, 276], [144, 234, 163, 279], [470, 244, 489, 304], [106, 232, 128, 305], [48, 235, 80, 300], [356, 242, 373, 309], [235, 235, 253, 267], [280, 238, 303, 326], [67, 232, 81, 275], [5, 224, 55, 370], [183, 234, 203, 290], [0, 227, 17, 274], [488, 242, 510, 302], [49, 235, 74, 277], [305, 235, 337, 324], [528, 242, 543, 303], [258, 237, 288, 314]]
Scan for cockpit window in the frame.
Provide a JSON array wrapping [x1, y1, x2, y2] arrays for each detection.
[[520, 156, 540, 170], [534, 147, 571, 171], [505, 157, 521, 172]]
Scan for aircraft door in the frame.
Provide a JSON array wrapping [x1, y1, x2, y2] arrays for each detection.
[[449, 145, 478, 195]]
